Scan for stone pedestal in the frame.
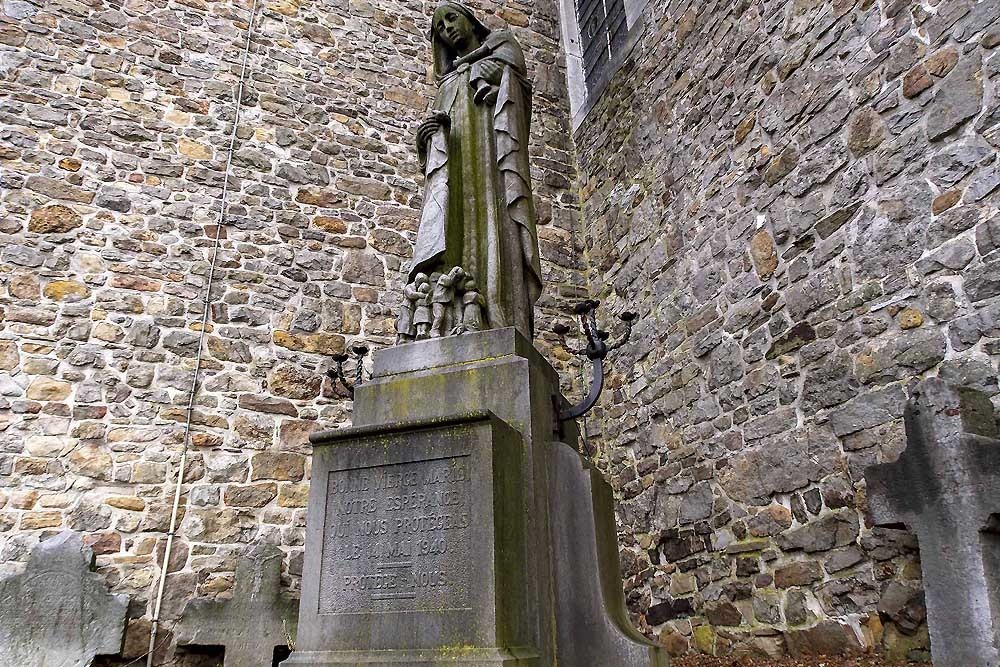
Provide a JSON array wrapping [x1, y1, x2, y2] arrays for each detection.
[[284, 328, 665, 666]]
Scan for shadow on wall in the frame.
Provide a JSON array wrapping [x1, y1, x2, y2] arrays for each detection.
[[92, 644, 292, 667], [985, 514, 1000, 647]]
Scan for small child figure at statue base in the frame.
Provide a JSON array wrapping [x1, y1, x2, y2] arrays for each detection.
[[430, 266, 465, 338], [412, 274, 432, 340], [455, 275, 485, 334], [396, 275, 423, 343]]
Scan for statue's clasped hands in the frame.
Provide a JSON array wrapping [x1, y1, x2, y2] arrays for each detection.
[[417, 110, 451, 150]]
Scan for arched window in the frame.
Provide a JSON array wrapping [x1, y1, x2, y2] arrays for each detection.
[[578, 0, 628, 93], [558, 0, 647, 126]]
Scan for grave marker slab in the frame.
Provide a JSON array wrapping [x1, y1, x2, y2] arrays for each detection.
[[0, 531, 128, 667], [175, 543, 298, 667], [866, 378, 1000, 667]]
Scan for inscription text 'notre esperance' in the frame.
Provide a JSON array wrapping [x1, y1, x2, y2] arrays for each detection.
[[318, 455, 472, 614]]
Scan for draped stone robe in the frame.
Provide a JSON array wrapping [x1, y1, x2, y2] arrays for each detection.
[[409, 30, 543, 340]]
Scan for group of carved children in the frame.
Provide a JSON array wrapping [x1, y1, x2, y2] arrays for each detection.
[[397, 266, 485, 343]]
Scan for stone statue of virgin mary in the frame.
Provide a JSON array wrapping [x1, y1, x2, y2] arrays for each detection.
[[398, 1, 543, 343]]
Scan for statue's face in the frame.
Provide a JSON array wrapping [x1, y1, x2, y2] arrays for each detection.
[[434, 7, 475, 52]]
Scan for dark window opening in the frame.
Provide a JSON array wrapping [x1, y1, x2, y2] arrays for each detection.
[[576, 0, 628, 93], [273, 645, 293, 667], [174, 645, 225, 667]]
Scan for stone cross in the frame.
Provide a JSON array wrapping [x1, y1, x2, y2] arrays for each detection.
[[175, 543, 298, 667], [866, 378, 1000, 667], [0, 531, 129, 667]]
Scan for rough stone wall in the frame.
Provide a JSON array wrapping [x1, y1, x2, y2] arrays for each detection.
[[0, 0, 580, 661], [572, 0, 999, 660]]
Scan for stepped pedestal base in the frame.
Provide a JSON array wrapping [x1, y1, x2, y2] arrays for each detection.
[[284, 329, 666, 667]]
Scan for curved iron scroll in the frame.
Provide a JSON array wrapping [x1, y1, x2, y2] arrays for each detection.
[[554, 301, 635, 423]]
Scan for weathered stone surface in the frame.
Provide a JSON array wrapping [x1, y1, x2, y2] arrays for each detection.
[[239, 394, 299, 417], [67, 444, 113, 481], [965, 259, 1000, 303], [846, 107, 885, 156], [278, 419, 320, 451], [748, 503, 793, 537], [902, 65, 933, 98], [28, 205, 83, 233], [856, 328, 947, 385], [340, 251, 385, 286], [897, 307, 925, 329], [823, 546, 865, 574], [705, 602, 742, 627], [829, 385, 907, 437], [223, 483, 278, 507], [765, 322, 816, 359], [678, 484, 714, 524], [926, 136, 994, 186], [277, 483, 309, 508], [175, 543, 298, 667], [268, 365, 322, 399], [719, 427, 842, 503], [25, 177, 95, 203], [800, 350, 859, 414], [774, 561, 823, 588], [272, 331, 345, 356], [918, 238, 977, 275], [0, 532, 128, 666], [0, 342, 18, 371], [749, 230, 778, 278], [207, 336, 252, 363], [646, 598, 694, 625], [966, 165, 1000, 203], [866, 379, 1000, 667], [250, 452, 304, 481], [877, 582, 926, 636], [783, 621, 865, 656], [776, 510, 860, 553], [25, 377, 71, 401], [43, 280, 91, 302], [926, 54, 984, 141], [764, 147, 800, 185], [181, 509, 247, 543], [336, 175, 391, 200]]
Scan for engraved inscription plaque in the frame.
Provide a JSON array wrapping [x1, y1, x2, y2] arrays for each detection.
[[290, 413, 537, 659], [318, 455, 472, 615]]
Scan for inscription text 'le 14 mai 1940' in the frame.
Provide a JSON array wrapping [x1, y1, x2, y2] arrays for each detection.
[[318, 455, 472, 615]]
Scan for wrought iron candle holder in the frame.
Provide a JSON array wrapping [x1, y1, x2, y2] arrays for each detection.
[[327, 343, 371, 398], [552, 299, 637, 423]]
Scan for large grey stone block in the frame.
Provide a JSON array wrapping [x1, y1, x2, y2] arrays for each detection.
[[175, 542, 298, 667], [0, 531, 128, 667], [866, 378, 1000, 667], [287, 412, 533, 665]]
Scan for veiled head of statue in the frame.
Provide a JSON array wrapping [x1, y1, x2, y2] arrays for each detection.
[[429, 2, 491, 75]]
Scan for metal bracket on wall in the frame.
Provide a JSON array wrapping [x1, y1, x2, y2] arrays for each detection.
[[552, 299, 636, 424], [327, 343, 371, 398]]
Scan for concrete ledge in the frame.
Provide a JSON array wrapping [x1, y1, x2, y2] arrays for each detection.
[[309, 410, 494, 447], [282, 646, 537, 666], [372, 328, 542, 379]]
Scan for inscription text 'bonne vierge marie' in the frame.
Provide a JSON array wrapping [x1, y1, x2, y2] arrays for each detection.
[[318, 455, 472, 615]]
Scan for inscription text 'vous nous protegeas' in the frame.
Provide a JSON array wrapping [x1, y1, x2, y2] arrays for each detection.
[[321, 456, 472, 612]]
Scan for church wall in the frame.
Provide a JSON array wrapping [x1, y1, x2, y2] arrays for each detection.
[[569, 0, 999, 659], [0, 0, 581, 661]]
